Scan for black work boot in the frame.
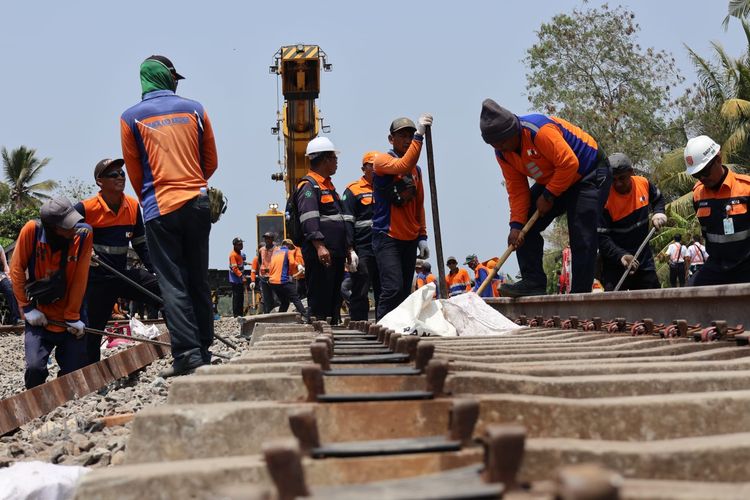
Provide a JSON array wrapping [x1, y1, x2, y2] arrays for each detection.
[[500, 280, 546, 298], [158, 359, 205, 379]]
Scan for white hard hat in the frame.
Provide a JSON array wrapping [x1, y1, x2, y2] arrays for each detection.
[[684, 135, 720, 176], [305, 137, 339, 157]]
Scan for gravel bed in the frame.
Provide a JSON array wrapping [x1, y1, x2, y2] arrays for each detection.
[[0, 317, 246, 469]]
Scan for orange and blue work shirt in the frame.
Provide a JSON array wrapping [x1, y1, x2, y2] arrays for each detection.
[[598, 176, 664, 271], [268, 247, 300, 285], [416, 272, 438, 298], [495, 115, 599, 229], [75, 193, 152, 272], [120, 89, 218, 222], [229, 250, 245, 284], [10, 221, 93, 332], [445, 268, 471, 297], [342, 176, 375, 256], [471, 263, 495, 298], [295, 170, 349, 256], [372, 138, 427, 242], [693, 168, 750, 271]]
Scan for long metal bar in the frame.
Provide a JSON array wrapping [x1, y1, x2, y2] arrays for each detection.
[[613, 227, 657, 292], [424, 125, 448, 299], [48, 319, 171, 348]]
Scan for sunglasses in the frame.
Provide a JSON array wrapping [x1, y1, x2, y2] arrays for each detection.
[[692, 157, 717, 179], [101, 170, 126, 179]]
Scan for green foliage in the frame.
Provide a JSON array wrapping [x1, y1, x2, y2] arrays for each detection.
[[0, 182, 9, 208], [2, 146, 57, 210], [724, 0, 750, 30], [53, 177, 96, 204], [0, 206, 38, 241], [525, 3, 685, 170]]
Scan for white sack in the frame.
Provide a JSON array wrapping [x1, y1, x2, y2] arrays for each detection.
[[0, 461, 88, 500], [442, 292, 523, 336], [379, 283, 456, 337], [129, 317, 160, 339]]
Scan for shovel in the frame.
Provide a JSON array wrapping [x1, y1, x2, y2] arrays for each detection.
[[613, 226, 657, 292]]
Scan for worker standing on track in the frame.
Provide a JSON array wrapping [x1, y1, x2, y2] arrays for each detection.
[[11, 197, 93, 389], [665, 234, 688, 287], [372, 114, 433, 320], [597, 153, 667, 291], [685, 135, 750, 285], [268, 241, 309, 321], [479, 99, 611, 297], [445, 256, 471, 297], [465, 254, 495, 298], [687, 234, 708, 278], [295, 137, 352, 324], [257, 233, 279, 314], [343, 151, 381, 320], [76, 158, 161, 363], [228, 237, 246, 317], [120, 55, 218, 377]]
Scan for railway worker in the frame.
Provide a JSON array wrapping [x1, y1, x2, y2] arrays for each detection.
[[120, 55, 218, 377], [685, 135, 750, 285], [342, 151, 381, 320], [687, 234, 708, 278], [415, 261, 438, 298], [76, 158, 161, 363], [257, 233, 280, 314], [665, 234, 688, 287], [465, 254, 495, 298], [479, 99, 611, 297], [268, 241, 309, 321], [445, 256, 472, 297], [372, 114, 433, 320], [228, 237, 246, 317], [597, 153, 666, 291], [11, 197, 93, 389], [0, 243, 20, 324], [295, 137, 352, 323]]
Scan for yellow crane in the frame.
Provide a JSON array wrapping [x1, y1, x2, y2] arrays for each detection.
[[256, 44, 332, 245]]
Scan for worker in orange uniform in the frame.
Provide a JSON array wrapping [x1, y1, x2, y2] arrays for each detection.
[[445, 256, 472, 297], [76, 157, 161, 363], [229, 237, 246, 317], [11, 197, 93, 389], [343, 151, 381, 320], [256, 232, 280, 314], [372, 114, 433, 320], [268, 242, 309, 321], [480, 99, 611, 297], [281, 239, 306, 298], [465, 254, 495, 298], [598, 153, 666, 291], [685, 135, 750, 285], [415, 261, 438, 298], [121, 55, 218, 377]]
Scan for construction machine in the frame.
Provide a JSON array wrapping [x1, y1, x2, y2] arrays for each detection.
[[256, 44, 332, 246]]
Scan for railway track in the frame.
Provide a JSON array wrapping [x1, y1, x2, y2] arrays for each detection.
[[69, 288, 750, 499]]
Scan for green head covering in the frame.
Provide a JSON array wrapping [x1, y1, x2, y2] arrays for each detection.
[[140, 59, 176, 97]]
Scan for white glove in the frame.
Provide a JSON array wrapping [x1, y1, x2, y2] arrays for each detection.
[[249, 282, 256, 290], [417, 240, 430, 259], [347, 250, 359, 273], [416, 113, 433, 136], [24, 308, 48, 327], [297, 265, 305, 274], [652, 213, 667, 229], [620, 254, 640, 272], [66, 320, 86, 338]]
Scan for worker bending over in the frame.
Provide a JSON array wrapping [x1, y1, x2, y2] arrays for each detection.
[[685, 136, 750, 285], [372, 114, 433, 320], [295, 137, 352, 323], [597, 153, 666, 291], [480, 99, 611, 296], [121, 55, 218, 377], [445, 256, 471, 297], [76, 158, 161, 363], [228, 237, 246, 317], [268, 241, 309, 321], [11, 198, 93, 389]]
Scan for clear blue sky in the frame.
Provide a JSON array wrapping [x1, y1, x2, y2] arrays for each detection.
[[0, 1, 744, 274]]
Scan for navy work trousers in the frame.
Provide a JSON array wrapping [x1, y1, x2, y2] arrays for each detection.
[[302, 245, 345, 323], [231, 283, 245, 317], [1, 277, 20, 323], [145, 195, 213, 370], [373, 233, 418, 321], [24, 324, 88, 389], [517, 155, 612, 293], [270, 282, 308, 319], [689, 259, 750, 286], [349, 253, 380, 321]]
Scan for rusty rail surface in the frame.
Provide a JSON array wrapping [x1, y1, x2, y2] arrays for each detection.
[[0, 333, 170, 436]]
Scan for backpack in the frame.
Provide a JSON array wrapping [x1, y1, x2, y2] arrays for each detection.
[[285, 175, 319, 246]]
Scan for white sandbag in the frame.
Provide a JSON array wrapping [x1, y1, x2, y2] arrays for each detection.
[[0, 461, 89, 500], [441, 292, 523, 336], [379, 283, 456, 337], [129, 317, 160, 339]]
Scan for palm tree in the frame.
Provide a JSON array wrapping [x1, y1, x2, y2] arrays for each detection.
[[724, 0, 750, 30], [1, 146, 57, 211]]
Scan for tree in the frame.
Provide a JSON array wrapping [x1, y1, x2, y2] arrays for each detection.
[[525, 4, 686, 170], [2, 146, 57, 210], [53, 177, 96, 204], [724, 0, 750, 29], [0, 206, 39, 241]]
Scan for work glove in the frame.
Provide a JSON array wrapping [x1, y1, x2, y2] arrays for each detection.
[[416, 113, 433, 136], [297, 265, 305, 274], [417, 240, 430, 260], [24, 308, 48, 327], [620, 254, 640, 273], [66, 320, 86, 339], [652, 213, 667, 229], [347, 250, 359, 273], [249, 282, 256, 290]]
